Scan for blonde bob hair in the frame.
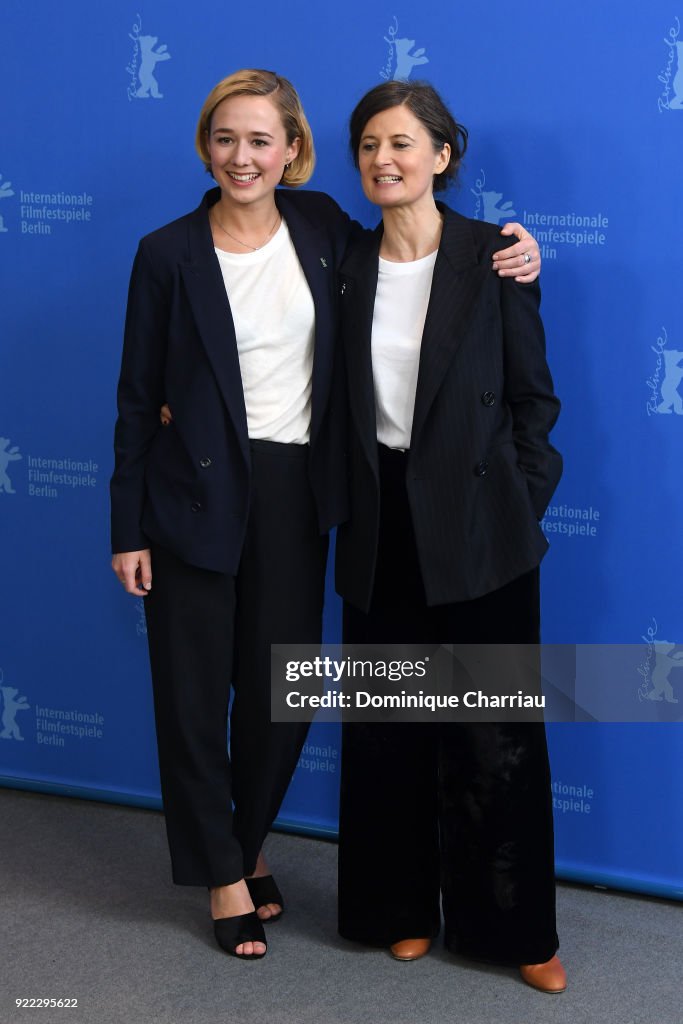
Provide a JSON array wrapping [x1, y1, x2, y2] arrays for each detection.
[[195, 69, 315, 188]]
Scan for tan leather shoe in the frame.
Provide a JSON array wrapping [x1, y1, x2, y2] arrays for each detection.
[[389, 938, 432, 961], [519, 954, 567, 993]]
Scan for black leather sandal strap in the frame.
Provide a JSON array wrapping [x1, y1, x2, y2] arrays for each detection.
[[245, 875, 284, 913]]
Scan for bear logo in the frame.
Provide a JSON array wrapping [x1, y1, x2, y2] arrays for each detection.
[[656, 349, 683, 414], [669, 42, 683, 109], [392, 37, 429, 81], [134, 35, 171, 99], [0, 438, 22, 494], [646, 642, 683, 703], [0, 173, 14, 200], [1, 676, 31, 741], [482, 191, 517, 225]]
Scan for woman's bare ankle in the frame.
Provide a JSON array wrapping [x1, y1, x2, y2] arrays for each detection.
[[209, 879, 254, 920]]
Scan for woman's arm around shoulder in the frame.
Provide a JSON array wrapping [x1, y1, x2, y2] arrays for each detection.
[[493, 222, 541, 283]]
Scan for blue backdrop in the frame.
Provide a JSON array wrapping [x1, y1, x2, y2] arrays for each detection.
[[1, 1, 681, 900]]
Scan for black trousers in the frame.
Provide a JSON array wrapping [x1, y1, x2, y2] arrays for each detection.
[[338, 446, 558, 966], [144, 440, 328, 886]]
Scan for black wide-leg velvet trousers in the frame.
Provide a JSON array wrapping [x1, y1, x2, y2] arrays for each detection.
[[144, 440, 327, 887], [338, 446, 559, 966]]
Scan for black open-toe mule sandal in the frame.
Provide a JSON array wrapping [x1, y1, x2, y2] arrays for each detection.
[[245, 875, 284, 923], [213, 911, 267, 959]]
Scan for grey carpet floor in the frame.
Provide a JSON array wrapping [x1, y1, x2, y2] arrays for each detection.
[[1, 788, 680, 1024]]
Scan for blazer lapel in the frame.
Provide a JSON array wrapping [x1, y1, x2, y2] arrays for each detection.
[[410, 207, 490, 448], [339, 227, 382, 476], [179, 190, 249, 464], [276, 193, 335, 447]]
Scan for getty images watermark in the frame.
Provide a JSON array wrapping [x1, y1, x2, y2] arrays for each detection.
[[271, 644, 683, 724], [274, 644, 546, 723]]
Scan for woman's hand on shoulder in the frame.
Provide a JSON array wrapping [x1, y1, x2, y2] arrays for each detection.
[[112, 550, 152, 596], [492, 223, 541, 283]]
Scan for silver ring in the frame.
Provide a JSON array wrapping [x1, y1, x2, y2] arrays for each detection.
[[523, 252, 532, 265]]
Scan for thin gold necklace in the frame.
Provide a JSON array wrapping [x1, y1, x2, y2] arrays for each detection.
[[211, 206, 281, 251]]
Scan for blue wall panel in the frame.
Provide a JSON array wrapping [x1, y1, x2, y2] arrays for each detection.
[[1, 1, 681, 899]]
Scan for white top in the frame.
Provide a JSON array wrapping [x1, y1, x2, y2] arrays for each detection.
[[371, 250, 438, 450], [214, 219, 315, 443]]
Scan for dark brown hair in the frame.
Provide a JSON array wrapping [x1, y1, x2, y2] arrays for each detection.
[[349, 81, 468, 192]]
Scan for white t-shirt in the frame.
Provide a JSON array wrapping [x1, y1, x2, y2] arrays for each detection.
[[214, 219, 315, 443], [371, 250, 437, 450]]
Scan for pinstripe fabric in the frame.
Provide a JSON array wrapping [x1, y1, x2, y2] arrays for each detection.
[[335, 203, 562, 610]]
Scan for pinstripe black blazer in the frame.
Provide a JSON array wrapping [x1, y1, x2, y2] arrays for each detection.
[[335, 203, 562, 610]]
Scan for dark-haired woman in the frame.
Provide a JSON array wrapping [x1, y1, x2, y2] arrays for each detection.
[[335, 81, 566, 993]]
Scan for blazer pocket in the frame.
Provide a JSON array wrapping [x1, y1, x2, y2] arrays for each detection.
[[469, 441, 538, 537], [145, 422, 196, 488]]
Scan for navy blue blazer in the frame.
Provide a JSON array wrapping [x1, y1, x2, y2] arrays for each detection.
[[111, 187, 354, 573], [335, 204, 563, 610]]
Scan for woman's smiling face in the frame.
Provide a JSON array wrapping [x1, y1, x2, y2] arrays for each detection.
[[206, 94, 300, 207], [357, 103, 449, 210]]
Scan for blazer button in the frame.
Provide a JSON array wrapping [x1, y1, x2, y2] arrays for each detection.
[[481, 391, 496, 406], [191, 501, 202, 513], [199, 457, 212, 468], [474, 460, 488, 477]]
